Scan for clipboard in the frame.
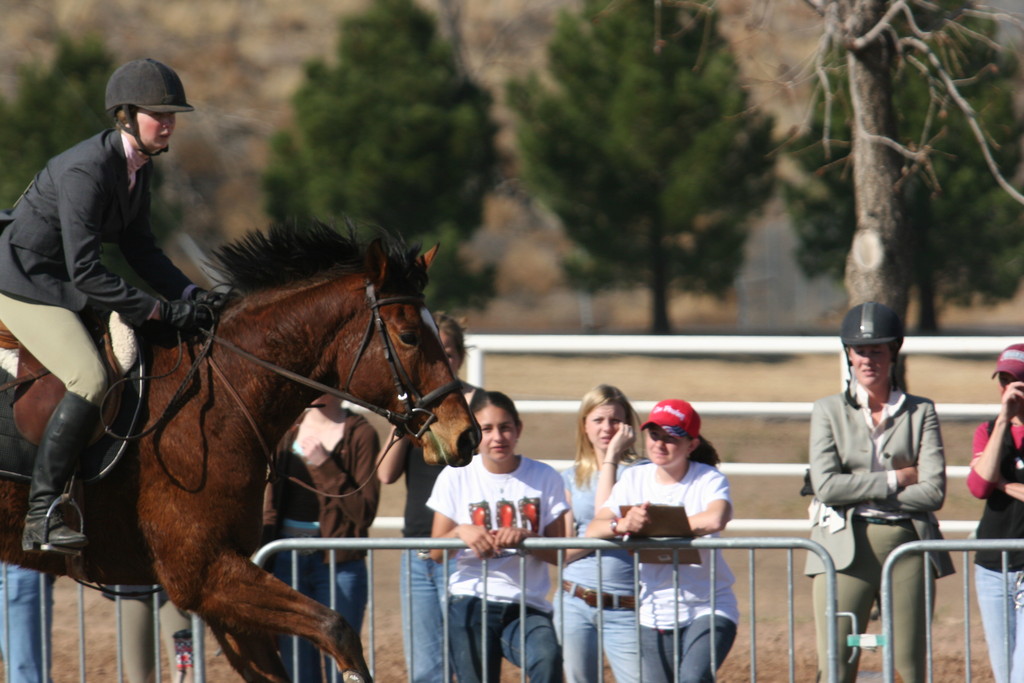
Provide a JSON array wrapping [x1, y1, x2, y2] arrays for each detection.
[[620, 504, 702, 565]]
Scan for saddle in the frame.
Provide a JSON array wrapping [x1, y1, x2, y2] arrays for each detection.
[[0, 309, 135, 446]]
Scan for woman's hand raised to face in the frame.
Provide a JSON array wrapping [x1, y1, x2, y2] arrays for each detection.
[[606, 424, 636, 464]]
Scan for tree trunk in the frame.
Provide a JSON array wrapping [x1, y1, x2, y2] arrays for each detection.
[[650, 221, 670, 334], [842, 0, 911, 320], [912, 205, 938, 332]]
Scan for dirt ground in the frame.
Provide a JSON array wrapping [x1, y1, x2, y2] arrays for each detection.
[[16, 351, 1006, 681]]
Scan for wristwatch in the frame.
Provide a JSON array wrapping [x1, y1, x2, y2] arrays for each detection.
[[609, 518, 619, 536]]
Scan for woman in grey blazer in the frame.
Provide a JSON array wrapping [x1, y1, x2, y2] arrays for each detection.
[[805, 302, 953, 683], [0, 59, 216, 554]]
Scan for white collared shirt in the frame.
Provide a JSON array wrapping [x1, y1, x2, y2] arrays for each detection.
[[852, 382, 908, 517]]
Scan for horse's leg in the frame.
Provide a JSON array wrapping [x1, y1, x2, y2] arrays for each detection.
[[206, 624, 289, 683], [169, 549, 371, 683]]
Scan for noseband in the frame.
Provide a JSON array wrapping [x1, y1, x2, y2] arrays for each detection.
[[204, 281, 462, 438], [338, 282, 463, 438]]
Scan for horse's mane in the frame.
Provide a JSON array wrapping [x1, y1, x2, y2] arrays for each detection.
[[209, 220, 427, 295]]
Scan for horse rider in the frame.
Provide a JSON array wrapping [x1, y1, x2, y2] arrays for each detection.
[[0, 58, 219, 554]]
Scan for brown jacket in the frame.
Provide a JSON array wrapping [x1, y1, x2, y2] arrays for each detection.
[[262, 412, 381, 564]]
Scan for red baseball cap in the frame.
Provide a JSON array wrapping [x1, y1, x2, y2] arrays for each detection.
[[994, 344, 1024, 382], [641, 399, 701, 439]]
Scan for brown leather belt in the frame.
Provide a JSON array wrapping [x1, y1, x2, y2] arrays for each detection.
[[562, 580, 636, 610]]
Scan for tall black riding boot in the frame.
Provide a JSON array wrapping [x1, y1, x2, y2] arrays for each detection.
[[22, 392, 99, 553]]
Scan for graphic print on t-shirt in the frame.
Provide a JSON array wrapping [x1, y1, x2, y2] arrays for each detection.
[[519, 497, 539, 532], [469, 501, 491, 528], [496, 499, 515, 528], [468, 497, 542, 531]]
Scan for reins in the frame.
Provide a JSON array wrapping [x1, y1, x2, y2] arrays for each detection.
[[201, 282, 462, 439], [196, 282, 462, 497], [99, 281, 463, 500]]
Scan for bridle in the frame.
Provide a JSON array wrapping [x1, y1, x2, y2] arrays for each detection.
[[204, 281, 463, 440]]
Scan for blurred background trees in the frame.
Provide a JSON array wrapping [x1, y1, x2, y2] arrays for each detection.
[[508, 0, 776, 334], [3, 1, 1023, 333], [0, 35, 112, 207], [262, 0, 497, 311]]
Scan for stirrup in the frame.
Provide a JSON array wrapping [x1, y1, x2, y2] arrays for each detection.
[[26, 497, 86, 556], [36, 540, 84, 557]]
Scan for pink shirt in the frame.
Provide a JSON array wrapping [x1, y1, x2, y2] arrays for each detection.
[[967, 421, 1024, 498], [120, 133, 149, 191]]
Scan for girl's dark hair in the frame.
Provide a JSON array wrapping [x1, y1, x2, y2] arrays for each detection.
[[691, 437, 721, 467], [434, 312, 469, 360], [469, 390, 521, 426]]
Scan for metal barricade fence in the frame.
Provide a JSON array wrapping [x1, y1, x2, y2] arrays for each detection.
[[1, 536, 838, 682], [879, 538, 1024, 683], [252, 536, 841, 683]]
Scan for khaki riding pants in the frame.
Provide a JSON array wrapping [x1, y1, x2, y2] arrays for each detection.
[[0, 292, 106, 406], [813, 518, 930, 683], [118, 596, 194, 683]]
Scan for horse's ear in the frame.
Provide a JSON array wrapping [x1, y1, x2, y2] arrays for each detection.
[[420, 244, 440, 271], [365, 239, 390, 284]]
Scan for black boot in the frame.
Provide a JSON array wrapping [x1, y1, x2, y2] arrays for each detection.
[[22, 392, 99, 553]]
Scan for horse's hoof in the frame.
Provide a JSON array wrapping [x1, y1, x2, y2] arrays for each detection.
[[342, 671, 367, 683]]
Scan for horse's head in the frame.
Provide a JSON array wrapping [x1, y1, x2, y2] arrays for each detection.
[[209, 221, 479, 467], [346, 238, 480, 466]]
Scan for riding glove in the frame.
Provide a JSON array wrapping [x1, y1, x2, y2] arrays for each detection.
[[189, 287, 229, 311], [160, 299, 214, 331]]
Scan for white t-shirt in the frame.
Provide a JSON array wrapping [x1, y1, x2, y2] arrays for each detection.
[[605, 461, 739, 629], [427, 454, 569, 611]]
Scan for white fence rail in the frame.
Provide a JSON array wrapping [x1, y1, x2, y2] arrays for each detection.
[[463, 334, 1018, 420]]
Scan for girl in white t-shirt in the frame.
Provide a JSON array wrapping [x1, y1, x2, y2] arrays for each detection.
[[428, 391, 569, 683], [586, 399, 738, 683]]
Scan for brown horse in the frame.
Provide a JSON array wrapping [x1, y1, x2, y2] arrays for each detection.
[[0, 222, 478, 682]]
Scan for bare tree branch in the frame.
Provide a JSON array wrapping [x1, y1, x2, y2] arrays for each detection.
[[849, 0, 912, 51], [902, 34, 1024, 204]]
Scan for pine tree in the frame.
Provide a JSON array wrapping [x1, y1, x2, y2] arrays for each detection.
[[0, 35, 112, 206], [507, 0, 775, 333], [263, 0, 497, 309]]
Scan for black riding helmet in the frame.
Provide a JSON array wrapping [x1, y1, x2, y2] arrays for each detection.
[[105, 59, 193, 156], [840, 302, 904, 350], [840, 301, 904, 401]]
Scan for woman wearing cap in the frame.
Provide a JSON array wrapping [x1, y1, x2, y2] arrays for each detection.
[[586, 399, 738, 683], [804, 302, 953, 683], [0, 58, 219, 554], [558, 384, 641, 683], [967, 343, 1024, 683]]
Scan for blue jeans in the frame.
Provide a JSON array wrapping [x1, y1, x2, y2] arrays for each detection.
[[448, 595, 561, 683], [272, 551, 368, 683], [639, 615, 737, 683], [975, 564, 1024, 683], [554, 589, 639, 683], [0, 563, 54, 683], [401, 550, 454, 683]]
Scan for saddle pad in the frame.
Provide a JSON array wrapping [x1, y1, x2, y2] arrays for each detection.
[[0, 357, 146, 484]]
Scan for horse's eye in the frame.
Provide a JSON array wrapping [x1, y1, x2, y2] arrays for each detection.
[[398, 332, 419, 346]]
